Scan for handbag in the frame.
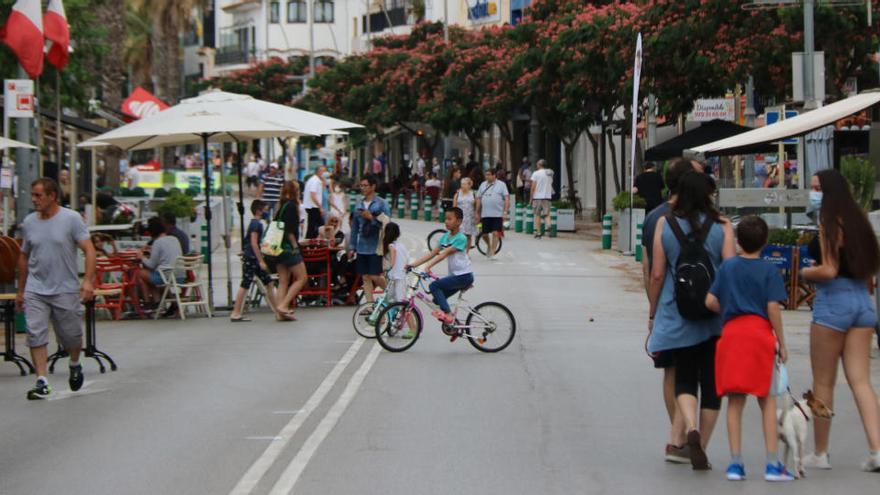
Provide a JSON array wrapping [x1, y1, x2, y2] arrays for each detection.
[[771, 359, 789, 397], [260, 202, 289, 257]]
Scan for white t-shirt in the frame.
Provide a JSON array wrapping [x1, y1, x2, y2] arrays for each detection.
[[425, 178, 441, 188], [386, 240, 409, 281], [303, 175, 323, 209], [246, 161, 260, 177], [414, 158, 426, 176], [530, 168, 554, 200]]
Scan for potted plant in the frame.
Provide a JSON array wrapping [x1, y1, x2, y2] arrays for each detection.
[[612, 191, 647, 253], [155, 189, 197, 238], [552, 199, 576, 232]]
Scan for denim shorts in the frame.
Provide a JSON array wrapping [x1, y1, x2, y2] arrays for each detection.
[[812, 277, 878, 332]]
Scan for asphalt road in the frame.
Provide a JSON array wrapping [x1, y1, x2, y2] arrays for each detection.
[[0, 218, 878, 495]]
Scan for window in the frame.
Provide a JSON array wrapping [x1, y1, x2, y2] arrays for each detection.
[[314, 0, 334, 23], [287, 0, 306, 23], [269, 1, 280, 23]]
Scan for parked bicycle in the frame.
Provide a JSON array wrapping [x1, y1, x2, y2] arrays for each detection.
[[426, 226, 503, 257], [374, 269, 516, 353]]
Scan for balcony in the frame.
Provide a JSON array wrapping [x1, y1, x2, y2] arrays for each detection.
[[215, 45, 254, 66], [362, 6, 410, 34]]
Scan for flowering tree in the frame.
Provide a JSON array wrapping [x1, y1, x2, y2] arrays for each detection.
[[196, 57, 311, 103]]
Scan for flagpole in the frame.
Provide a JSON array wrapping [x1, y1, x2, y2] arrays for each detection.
[[628, 33, 643, 255], [56, 69, 62, 171]]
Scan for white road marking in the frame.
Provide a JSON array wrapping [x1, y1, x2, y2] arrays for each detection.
[[46, 388, 110, 401], [272, 410, 302, 415], [245, 436, 283, 441], [268, 343, 382, 495], [228, 338, 365, 495]]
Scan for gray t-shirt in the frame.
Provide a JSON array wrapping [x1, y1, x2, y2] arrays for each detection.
[[21, 208, 90, 295], [477, 180, 509, 218], [144, 235, 184, 278]]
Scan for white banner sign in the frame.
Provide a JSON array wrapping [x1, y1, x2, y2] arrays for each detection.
[[4, 79, 35, 118], [688, 98, 735, 122]]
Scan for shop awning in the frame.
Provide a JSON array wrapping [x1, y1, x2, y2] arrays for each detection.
[[645, 119, 776, 161], [689, 90, 880, 157]]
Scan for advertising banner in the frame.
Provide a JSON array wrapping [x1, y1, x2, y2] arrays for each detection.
[[4, 79, 34, 118], [688, 98, 735, 122]]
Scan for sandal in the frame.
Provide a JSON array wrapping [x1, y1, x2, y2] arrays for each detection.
[[276, 311, 297, 322], [230, 316, 251, 322]]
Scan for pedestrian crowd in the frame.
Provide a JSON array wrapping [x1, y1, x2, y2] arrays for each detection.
[[641, 157, 880, 480]]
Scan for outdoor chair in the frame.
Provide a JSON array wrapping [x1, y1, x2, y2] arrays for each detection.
[[155, 255, 211, 320], [298, 241, 332, 307], [94, 258, 132, 320]]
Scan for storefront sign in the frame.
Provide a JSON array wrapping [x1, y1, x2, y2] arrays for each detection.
[[467, 0, 500, 23], [688, 98, 735, 122], [4, 79, 34, 118]]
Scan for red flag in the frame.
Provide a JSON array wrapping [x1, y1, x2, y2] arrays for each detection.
[[121, 87, 170, 120], [43, 0, 69, 71], [0, 0, 44, 79]]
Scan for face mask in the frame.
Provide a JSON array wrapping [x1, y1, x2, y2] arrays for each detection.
[[261, 211, 270, 220], [321, 172, 331, 179]]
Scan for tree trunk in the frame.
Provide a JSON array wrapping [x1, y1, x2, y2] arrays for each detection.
[[562, 137, 577, 209], [607, 126, 621, 194], [96, 0, 128, 189], [585, 131, 602, 221]]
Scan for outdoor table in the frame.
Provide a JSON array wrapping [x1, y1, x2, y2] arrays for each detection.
[[48, 289, 119, 374], [0, 293, 35, 376], [88, 223, 136, 233]]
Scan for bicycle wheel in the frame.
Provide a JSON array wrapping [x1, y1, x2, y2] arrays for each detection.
[[465, 302, 516, 352], [476, 234, 503, 256], [352, 301, 377, 339], [426, 229, 445, 251], [375, 302, 422, 352]]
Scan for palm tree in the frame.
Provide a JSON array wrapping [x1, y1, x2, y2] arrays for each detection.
[[128, 0, 202, 104], [96, 0, 129, 187]]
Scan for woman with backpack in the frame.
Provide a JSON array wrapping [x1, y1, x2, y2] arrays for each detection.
[[800, 169, 880, 473], [647, 170, 736, 471]]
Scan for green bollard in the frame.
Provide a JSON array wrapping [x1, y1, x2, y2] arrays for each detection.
[[397, 194, 405, 219], [514, 203, 523, 233], [602, 214, 613, 249], [423, 197, 432, 221], [349, 195, 356, 215], [525, 205, 534, 235], [439, 204, 446, 222], [550, 206, 558, 238], [410, 194, 419, 220], [635, 222, 644, 262]]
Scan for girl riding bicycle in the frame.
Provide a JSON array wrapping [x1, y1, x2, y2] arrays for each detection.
[[406, 207, 474, 326]]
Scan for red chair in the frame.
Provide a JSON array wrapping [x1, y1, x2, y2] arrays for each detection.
[[112, 250, 147, 319], [94, 258, 131, 320], [299, 241, 332, 307]]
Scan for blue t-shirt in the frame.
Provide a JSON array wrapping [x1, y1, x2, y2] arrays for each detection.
[[243, 218, 264, 259], [709, 256, 788, 324]]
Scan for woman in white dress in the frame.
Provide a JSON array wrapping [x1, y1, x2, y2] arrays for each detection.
[[453, 177, 477, 252]]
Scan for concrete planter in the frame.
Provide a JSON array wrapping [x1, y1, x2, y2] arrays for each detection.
[[617, 208, 646, 253], [556, 208, 576, 231]]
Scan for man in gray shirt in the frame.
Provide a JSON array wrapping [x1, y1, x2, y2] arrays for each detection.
[[475, 168, 510, 260], [17, 178, 96, 400], [137, 216, 184, 308]]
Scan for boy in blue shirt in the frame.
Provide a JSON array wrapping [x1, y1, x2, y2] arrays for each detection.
[[705, 216, 793, 482], [407, 207, 474, 330]]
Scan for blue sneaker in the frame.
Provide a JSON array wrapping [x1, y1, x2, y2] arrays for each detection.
[[726, 463, 746, 481], [765, 462, 795, 482]]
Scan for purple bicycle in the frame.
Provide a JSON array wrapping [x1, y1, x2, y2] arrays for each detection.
[[374, 270, 516, 353]]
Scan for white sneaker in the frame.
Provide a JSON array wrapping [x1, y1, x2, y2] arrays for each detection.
[[861, 453, 880, 472], [803, 452, 832, 470]]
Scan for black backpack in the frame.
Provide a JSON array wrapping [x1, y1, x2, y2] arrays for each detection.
[[665, 213, 716, 320]]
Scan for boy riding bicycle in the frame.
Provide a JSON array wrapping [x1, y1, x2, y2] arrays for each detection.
[[407, 207, 474, 329]]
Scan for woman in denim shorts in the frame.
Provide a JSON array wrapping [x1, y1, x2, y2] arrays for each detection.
[[801, 169, 880, 472]]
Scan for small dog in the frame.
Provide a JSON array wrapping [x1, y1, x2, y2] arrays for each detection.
[[778, 390, 834, 478]]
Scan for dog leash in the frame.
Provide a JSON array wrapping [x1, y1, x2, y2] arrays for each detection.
[[786, 386, 811, 422]]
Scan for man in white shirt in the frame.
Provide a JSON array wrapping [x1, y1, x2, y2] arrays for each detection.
[[414, 155, 426, 177], [303, 165, 327, 238], [245, 156, 260, 192], [530, 159, 554, 239]]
